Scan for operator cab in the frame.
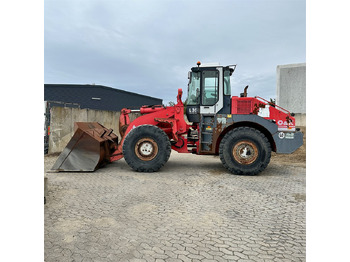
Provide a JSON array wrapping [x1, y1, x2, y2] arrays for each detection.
[[186, 62, 236, 123]]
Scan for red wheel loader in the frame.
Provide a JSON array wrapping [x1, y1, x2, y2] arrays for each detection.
[[52, 62, 303, 175]]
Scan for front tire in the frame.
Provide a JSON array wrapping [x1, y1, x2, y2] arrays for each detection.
[[123, 125, 171, 172], [219, 127, 271, 175]]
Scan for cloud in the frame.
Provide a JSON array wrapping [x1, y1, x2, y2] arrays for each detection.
[[45, 0, 305, 104]]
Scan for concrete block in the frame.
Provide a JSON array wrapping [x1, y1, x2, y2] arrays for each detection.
[[294, 113, 306, 127], [276, 63, 306, 114]]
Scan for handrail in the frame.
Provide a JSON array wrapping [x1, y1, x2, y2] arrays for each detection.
[[255, 96, 291, 115]]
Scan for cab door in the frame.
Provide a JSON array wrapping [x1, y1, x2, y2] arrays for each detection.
[[200, 67, 223, 115]]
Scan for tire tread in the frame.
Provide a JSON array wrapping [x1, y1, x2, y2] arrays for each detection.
[[219, 126, 271, 175], [123, 125, 171, 172]]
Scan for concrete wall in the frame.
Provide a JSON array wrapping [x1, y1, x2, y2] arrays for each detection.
[[276, 63, 306, 127], [48, 106, 140, 154]]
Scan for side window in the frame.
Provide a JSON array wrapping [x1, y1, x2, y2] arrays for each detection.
[[202, 70, 219, 106], [187, 72, 201, 105], [224, 70, 231, 96]]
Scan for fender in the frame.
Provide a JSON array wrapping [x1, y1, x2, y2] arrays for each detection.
[[214, 114, 302, 154]]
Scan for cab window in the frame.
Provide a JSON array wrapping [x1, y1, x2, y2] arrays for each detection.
[[187, 72, 201, 105], [224, 69, 231, 96], [202, 70, 219, 106]]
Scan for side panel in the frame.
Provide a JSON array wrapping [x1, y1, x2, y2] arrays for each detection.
[[217, 95, 231, 114]]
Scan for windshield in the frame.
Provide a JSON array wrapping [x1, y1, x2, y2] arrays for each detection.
[[187, 71, 201, 105]]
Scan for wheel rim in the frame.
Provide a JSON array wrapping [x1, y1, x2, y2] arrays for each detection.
[[232, 140, 259, 165], [135, 137, 158, 161]]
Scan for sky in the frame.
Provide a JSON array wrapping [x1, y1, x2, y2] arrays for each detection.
[[44, 0, 306, 105]]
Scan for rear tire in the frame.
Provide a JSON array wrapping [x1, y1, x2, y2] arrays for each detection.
[[123, 125, 171, 172], [219, 127, 271, 176]]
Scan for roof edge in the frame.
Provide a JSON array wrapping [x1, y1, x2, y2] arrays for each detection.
[[44, 84, 163, 101]]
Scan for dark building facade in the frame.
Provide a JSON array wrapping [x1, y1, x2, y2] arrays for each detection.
[[44, 84, 163, 111]]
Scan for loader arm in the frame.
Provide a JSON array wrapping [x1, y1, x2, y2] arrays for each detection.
[[110, 89, 189, 162]]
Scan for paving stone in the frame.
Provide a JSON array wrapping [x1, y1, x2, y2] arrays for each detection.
[[185, 247, 199, 255], [164, 258, 182, 262], [212, 256, 228, 262], [219, 247, 233, 255], [44, 154, 305, 262], [173, 249, 188, 255], [224, 254, 242, 260], [208, 250, 223, 256], [199, 250, 214, 259], [129, 259, 147, 262], [242, 249, 259, 256], [187, 253, 204, 260], [177, 254, 191, 262], [152, 253, 168, 259], [152, 246, 165, 254]]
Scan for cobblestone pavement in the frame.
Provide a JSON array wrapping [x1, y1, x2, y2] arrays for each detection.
[[44, 152, 306, 262]]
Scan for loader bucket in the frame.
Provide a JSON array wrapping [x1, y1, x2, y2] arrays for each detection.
[[51, 122, 118, 172]]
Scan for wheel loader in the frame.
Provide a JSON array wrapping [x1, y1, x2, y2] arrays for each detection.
[[52, 62, 303, 175]]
